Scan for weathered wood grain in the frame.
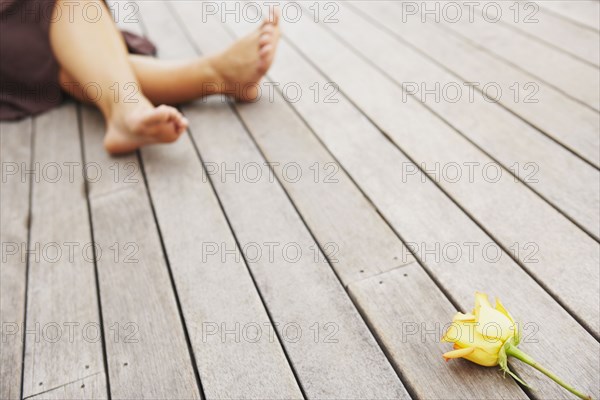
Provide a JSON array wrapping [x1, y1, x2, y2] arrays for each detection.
[[279, 10, 600, 398], [134, 2, 304, 397], [341, 2, 600, 241], [440, 3, 599, 110], [348, 263, 526, 400], [21, 104, 107, 399], [168, 3, 410, 398], [141, 133, 303, 400], [4, 1, 596, 399], [315, 2, 600, 335], [496, 2, 600, 67], [354, 1, 600, 168], [172, 0, 415, 286], [537, 0, 600, 32], [81, 107, 200, 399], [195, 8, 526, 398], [0, 118, 32, 400], [183, 96, 409, 399], [28, 372, 105, 400], [175, 5, 525, 397]]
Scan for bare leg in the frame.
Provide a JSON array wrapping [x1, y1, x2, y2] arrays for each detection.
[[60, 56, 220, 106], [50, 0, 188, 154], [52, 0, 279, 153], [59, 14, 281, 106]]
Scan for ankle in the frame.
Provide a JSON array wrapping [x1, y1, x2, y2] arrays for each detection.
[[199, 55, 225, 96], [106, 98, 152, 127]]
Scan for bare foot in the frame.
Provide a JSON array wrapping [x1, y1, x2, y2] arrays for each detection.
[[209, 11, 281, 102], [104, 102, 188, 155]]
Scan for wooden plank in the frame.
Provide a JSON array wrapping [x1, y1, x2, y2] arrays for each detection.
[[183, 96, 409, 399], [354, 1, 600, 168], [277, 10, 600, 399], [80, 107, 200, 399], [0, 118, 32, 400], [28, 372, 105, 400], [164, 3, 409, 398], [170, 5, 520, 398], [439, 4, 599, 110], [20, 103, 107, 399], [497, 3, 600, 67], [232, 95, 414, 286], [338, 2, 600, 241], [141, 129, 302, 400], [538, 0, 600, 32], [316, 1, 600, 333], [348, 264, 525, 400], [171, 1, 414, 286], [133, 2, 303, 397]]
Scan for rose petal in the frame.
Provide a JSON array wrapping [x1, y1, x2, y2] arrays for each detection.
[[443, 347, 475, 361]]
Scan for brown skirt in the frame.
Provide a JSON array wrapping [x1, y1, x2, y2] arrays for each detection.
[[0, 0, 156, 120]]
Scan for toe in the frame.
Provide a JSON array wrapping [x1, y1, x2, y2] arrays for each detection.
[[272, 8, 280, 25], [261, 24, 275, 35], [259, 33, 271, 47], [257, 45, 273, 74], [145, 105, 186, 142], [147, 104, 177, 124], [259, 44, 273, 57], [164, 107, 185, 127], [263, 7, 280, 26], [153, 120, 182, 143], [260, 20, 280, 49], [162, 130, 181, 143], [176, 116, 189, 134]]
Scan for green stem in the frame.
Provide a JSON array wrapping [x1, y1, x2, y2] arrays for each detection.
[[506, 346, 591, 400]]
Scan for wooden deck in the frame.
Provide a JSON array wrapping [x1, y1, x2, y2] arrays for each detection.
[[1, 1, 599, 399]]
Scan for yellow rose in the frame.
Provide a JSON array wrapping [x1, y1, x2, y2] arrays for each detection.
[[441, 292, 591, 399], [442, 292, 519, 366]]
